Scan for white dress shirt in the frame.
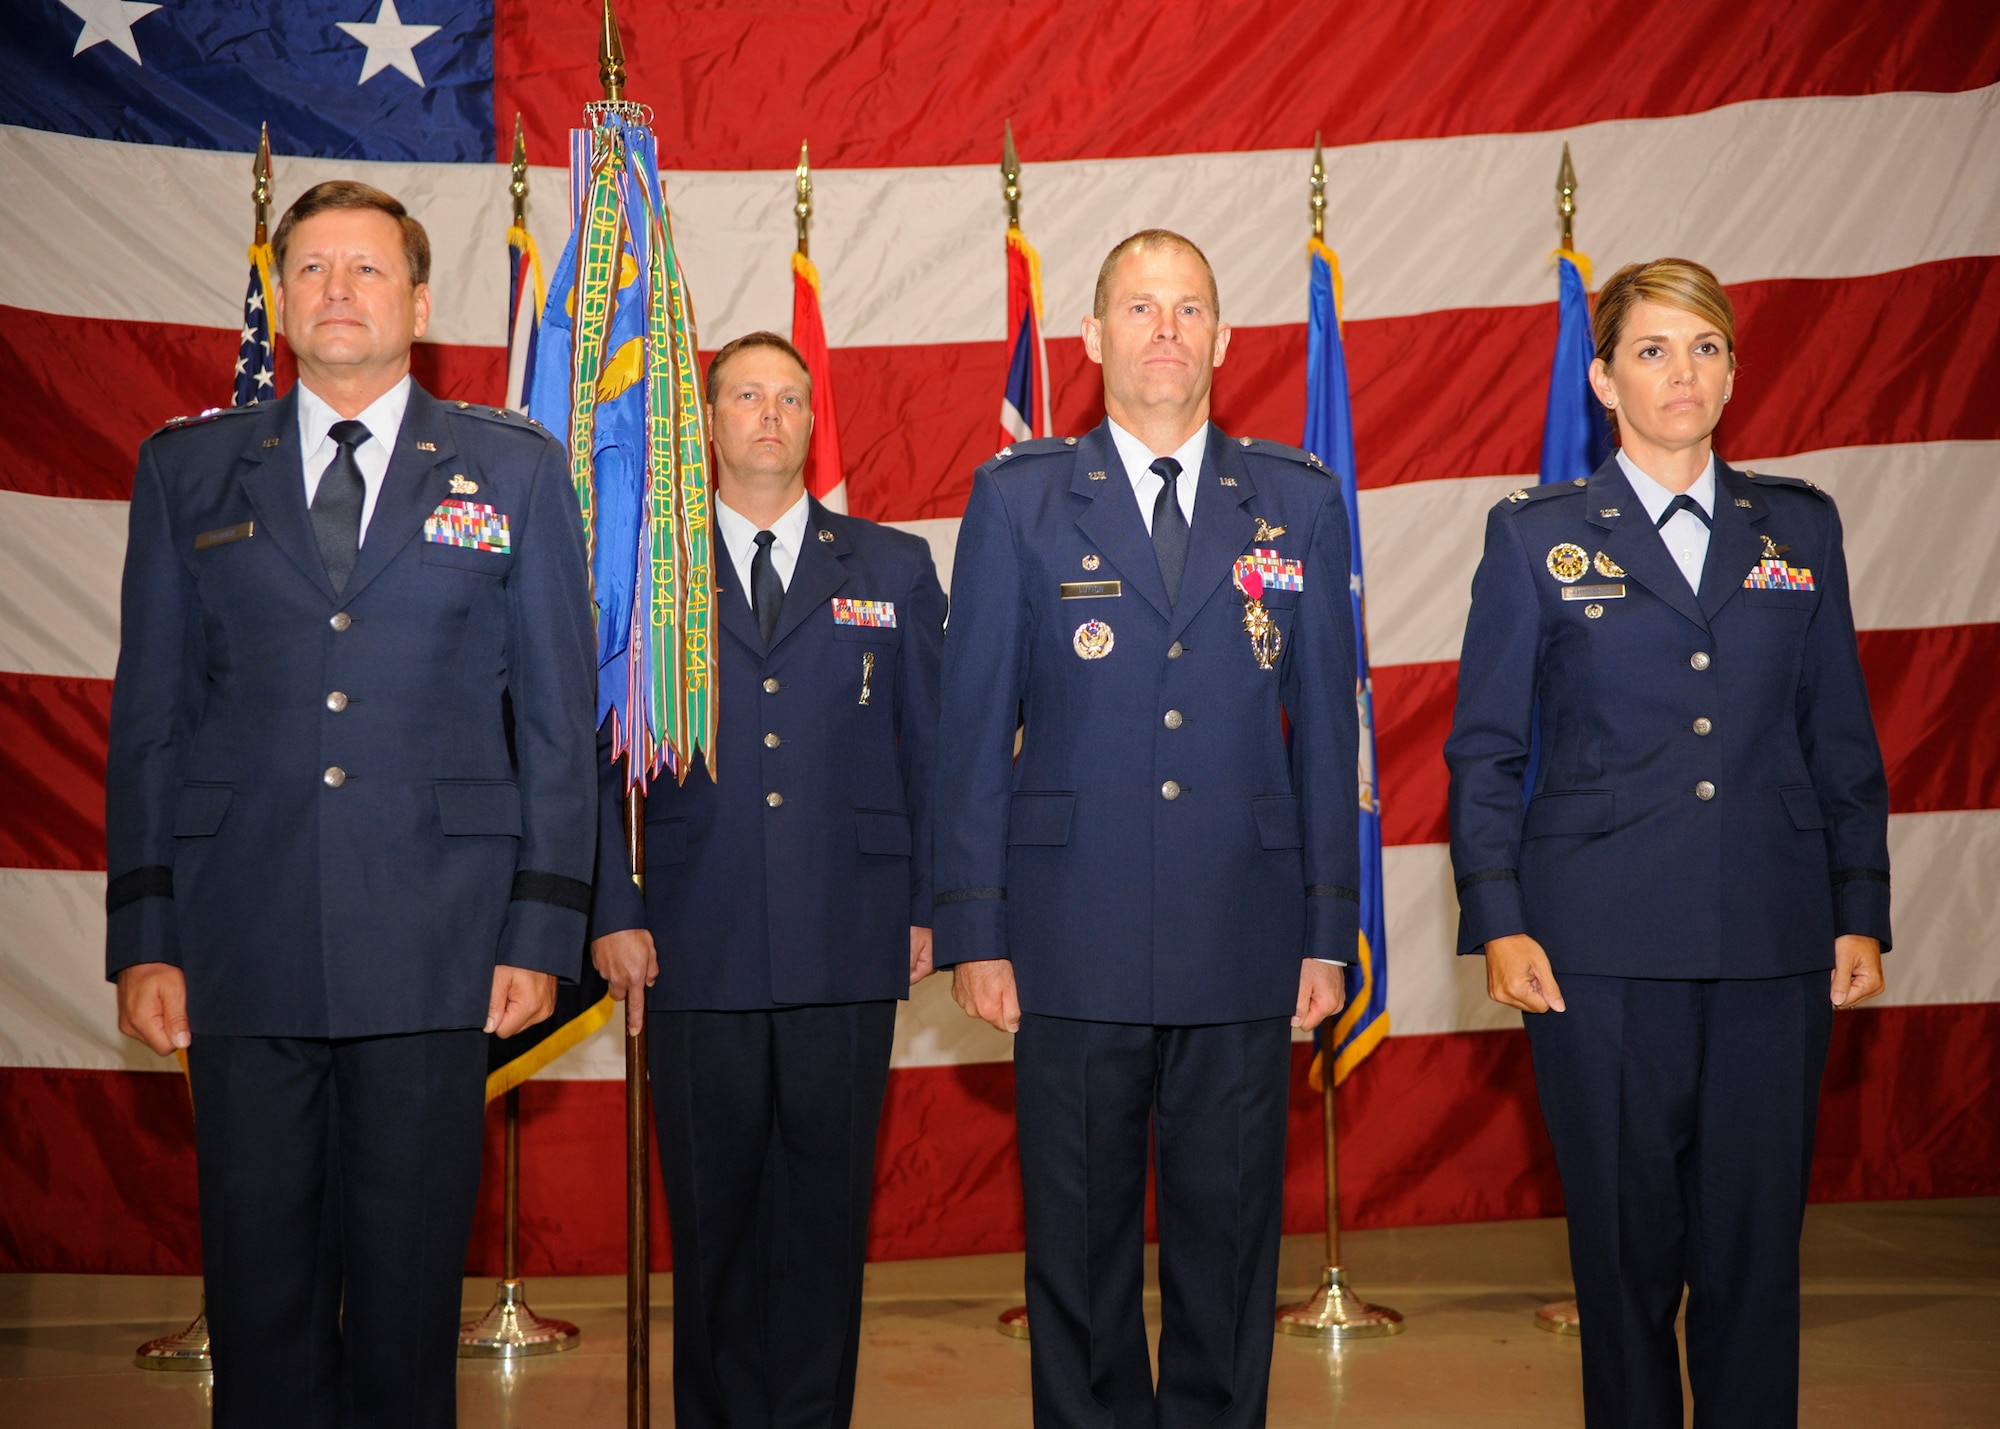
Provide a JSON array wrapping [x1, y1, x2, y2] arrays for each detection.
[[715, 488, 811, 605], [1107, 418, 1207, 533], [297, 376, 412, 544], [1617, 449, 1716, 592]]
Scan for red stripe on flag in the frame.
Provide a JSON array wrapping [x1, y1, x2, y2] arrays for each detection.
[[494, 0, 2000, 170], [9, 1002, 1997, 1273], [792, 256, 848, 501], [8, 260, 1996, 507], [6, 624, 1995, 873]]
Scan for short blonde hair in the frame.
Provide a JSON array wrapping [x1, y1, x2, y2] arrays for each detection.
[[1591, 258, 1736, 367], [1092, 229, 1220, 321]]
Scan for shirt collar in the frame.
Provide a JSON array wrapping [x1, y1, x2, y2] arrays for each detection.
[[1106, 417, 1209, 488], [715, 486, 812, 565], [1616, 448, 1716, 523], [297, 375, 413, 457]]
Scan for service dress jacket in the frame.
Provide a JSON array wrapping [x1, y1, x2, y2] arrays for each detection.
[[931, 422, 1362, 1026], [1445, 455, 1892, 979], [592, 499, 946, 1010], [103, 386, 599, 1037]]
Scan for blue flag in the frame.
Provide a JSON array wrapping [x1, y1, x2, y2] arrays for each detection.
[[1539, 253, 1612, 486], [1304, 238, 1389, 1086]]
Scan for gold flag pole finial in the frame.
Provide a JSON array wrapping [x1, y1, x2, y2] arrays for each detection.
[[1001, 120, 1021, 229], [1556, 141, 1577, 252], [795, 140, 813, 258], [510, 114, 528, 228], [599, 0, 626, 102], [1309, 131, 1326, 240], [252, 122, 272, 246]]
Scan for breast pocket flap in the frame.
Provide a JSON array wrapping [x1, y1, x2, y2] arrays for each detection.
[[421, 542, 512, 577], [1523, 790, 1615, 839], [856, 809, 912, 857], [435, 781, 522, 836], [1250, 795, 1303, 849], [1007, 792, 1076, 847], [172, 783, 235, 837], [1779, 785, 1827, 830]]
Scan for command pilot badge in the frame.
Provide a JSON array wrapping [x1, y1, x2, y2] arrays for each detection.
[[1072, 619, 1115, 660], [1546, 543, 1589, 583], [1252, 517, 1288, 542]]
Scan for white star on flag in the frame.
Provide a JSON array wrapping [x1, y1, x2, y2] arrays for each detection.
[[336, 0, 443, 87], [59, 0, 162, 64]]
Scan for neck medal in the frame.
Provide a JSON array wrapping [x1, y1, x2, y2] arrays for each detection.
[[1233, 561, 1282, 670]]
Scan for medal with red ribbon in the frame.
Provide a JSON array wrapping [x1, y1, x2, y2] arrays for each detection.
[[1233, 559, 1283, 670]]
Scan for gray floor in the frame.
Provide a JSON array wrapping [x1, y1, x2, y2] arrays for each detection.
[[3, 1198, 1996, 1427]]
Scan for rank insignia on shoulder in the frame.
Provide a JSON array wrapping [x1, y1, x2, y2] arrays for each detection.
[[424, 499, 510, 553], [1593, 550, 1625, 578], [1073, 619, 1115, 660], [1507, 489, 1530, 503], [1252, 517, 1288, 541], [1546, 543, 1589, 583], [832, 597, 896, 628], [448, 474, 478, 495]]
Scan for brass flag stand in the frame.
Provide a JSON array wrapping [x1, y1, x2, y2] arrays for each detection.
[[458, 1086, 582, 1357]]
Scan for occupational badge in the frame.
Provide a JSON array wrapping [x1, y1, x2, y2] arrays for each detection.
[[1081, 554, 1101, 571], [448, 473, 478, 495], [1593, 550, 1625, 578], [1072, 619, 1115, 660], [1252, 517, 1288, 542], [424, 499, 510, 553], [1232, 561, 1283, 671], [1545, 543, 1589, 583]]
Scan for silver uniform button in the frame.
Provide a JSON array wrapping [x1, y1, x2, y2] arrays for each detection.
[[762, 677, 781, 693], [763, 732, 780, 748], [1695, 780, 1716, 801], [1163, 709, 1184, 730], [1167, 641, 1184, 660], [325, 691, 348, 712], [1690, 650, 1712, 671], [1161, 780, 1181, 801], [766, 791, 784, 808], [330, 612, 352, 632], [1692, 717, 1713, 736], [323, 766, 346, 788]]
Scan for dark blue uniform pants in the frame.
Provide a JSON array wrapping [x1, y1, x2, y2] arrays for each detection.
[[649, 1001, 898, 1429], [1014, 1013, 1292, 1429], [188, 1028, 488, 1429], [1525, 971, 1833, 1429]]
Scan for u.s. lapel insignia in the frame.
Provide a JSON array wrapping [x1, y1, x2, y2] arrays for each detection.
[[1252, 517, 1288, 542], [1087, 469, 1108, 481], [1598, 507, 1620, 518], [1593, 550, 1625, 578], [449, 473, 478, 495], [1081, 554, 1101, 571], [818, 529, 836, 543], [1217, 476, 1238, 487], [1072, 620, 1115, 660], [1735, 497, 1753, 508], [416, 441, 438, 453], [1546, 543, 1589, 583]]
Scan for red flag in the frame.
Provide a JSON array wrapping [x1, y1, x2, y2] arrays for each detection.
[[791, 251, 846, 511]]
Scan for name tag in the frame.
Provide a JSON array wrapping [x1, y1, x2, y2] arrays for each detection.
[[1059, 581, 1123, 599], [194, 521, 254, 550], [424, 500, 511, 553], [832, 597, 896, 628], [1562, 583, 1626, 601]]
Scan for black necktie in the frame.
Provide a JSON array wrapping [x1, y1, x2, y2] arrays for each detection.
[[1150, 456, 1189, 605], [1655, 493, 1712, 529], [751, 529, 783, 647], [311, 419, 369, 592]]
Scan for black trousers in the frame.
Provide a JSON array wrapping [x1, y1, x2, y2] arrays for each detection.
[[1013, 1013, 1293, 1429], [1524, 971, 1834, 1429], [649, 1001, 898, 1429], [187, 1028, 488, 1429]]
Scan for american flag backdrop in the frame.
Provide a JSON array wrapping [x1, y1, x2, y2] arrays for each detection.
[[2, 1, 1997, 1276]]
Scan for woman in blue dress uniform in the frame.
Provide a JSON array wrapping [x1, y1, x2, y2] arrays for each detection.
[[1445, 258, 1891, 1428]]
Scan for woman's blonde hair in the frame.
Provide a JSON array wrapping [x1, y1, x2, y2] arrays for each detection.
[[1591, 258, 1736, 367]]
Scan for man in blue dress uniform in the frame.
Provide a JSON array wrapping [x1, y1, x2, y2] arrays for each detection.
[[933, 231, 1360, 1428], [589, 332, 946, 1429], [1446, 263, 1891, 1428], [106, 182, 598, 1428]]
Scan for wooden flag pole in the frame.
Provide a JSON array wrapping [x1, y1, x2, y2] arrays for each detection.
[[624, 783, 650, 1427]]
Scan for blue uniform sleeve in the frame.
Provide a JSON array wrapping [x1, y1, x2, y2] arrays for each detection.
[[1794, 499, 1893, 949], [1443, 505, 1541, 954], [587, 715, 649, 941], [104, 439, 205, 979], [1285, 478, 1363, 961], [493, 434, 600, 981], [931, 470, 1027, 967], [897, 539, 948, 930]]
